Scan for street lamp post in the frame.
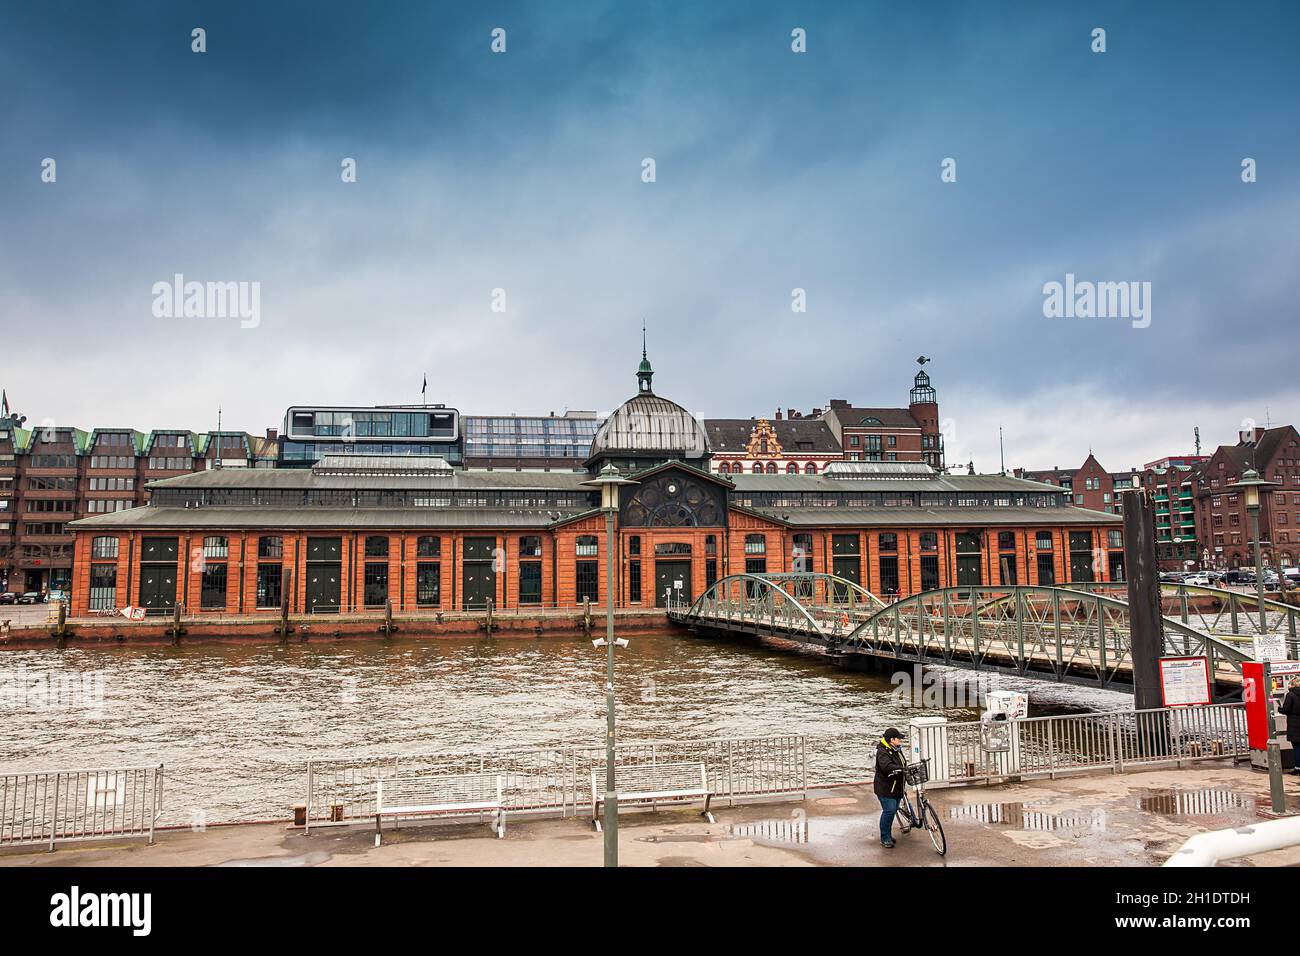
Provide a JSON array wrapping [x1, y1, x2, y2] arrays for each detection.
[[1231, 467, 1285, 813], [1231, 468, 1278, 637], [581, 463, 637, 867]]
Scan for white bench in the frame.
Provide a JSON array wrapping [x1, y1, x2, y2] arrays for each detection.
[[591, 762, 715, 830], [374, 773, 505, 844]]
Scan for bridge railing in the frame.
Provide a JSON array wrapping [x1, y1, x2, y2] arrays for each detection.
[[0, 764, 163, 849], [674, 573, 885, 635], [833, 586, 1252, 690], [1061, 581, 1300, 655]]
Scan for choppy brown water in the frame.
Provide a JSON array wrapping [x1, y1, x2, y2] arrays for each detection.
[[0, 629, 1127, 824]]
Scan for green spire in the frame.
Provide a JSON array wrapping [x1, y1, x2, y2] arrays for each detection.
[[637, 321, 653, 392]]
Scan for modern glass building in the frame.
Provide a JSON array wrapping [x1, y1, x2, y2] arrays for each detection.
[[463, 411, 600, 470], [279, 405, 462, 467]]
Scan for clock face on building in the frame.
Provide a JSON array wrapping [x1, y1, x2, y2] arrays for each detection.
[[621, 470, 724, 528]]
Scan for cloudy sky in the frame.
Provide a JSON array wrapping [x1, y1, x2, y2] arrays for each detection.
[[1, 0, 1297, 472]]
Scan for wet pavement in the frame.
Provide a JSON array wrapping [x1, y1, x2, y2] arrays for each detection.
[[3, 763, 1297, 867]]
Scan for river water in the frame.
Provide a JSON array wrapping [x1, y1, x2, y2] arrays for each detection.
[[0, 629, 1127, 825]]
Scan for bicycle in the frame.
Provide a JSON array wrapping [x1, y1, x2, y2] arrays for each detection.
[[893, 757, 947, 856]]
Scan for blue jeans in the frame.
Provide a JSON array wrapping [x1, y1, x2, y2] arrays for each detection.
[[878, 796, 900, 843]]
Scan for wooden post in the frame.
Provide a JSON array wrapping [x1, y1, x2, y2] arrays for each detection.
[[53, 601, 68, 645], [1123, 490, 1163, 710], [278, 567, 293, 642]]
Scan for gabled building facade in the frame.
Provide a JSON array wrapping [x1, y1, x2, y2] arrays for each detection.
[[1195, 425, 1300, 571], [705, 417, 841, 476]]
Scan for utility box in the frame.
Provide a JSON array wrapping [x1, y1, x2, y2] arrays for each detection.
[[981, 691, 1027, 775], [908, 715, 950, 784]]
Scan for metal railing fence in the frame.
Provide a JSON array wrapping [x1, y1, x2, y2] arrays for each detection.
[[304, 734, 807, 827], [302, 704, 1247, 828], [942, 703, 1246, 782], [0, 764, 163, 849]]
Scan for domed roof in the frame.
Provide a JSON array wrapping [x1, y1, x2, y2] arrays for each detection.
[[590, 393, 710, 460]]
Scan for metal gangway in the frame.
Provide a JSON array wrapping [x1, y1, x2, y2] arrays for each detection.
[[668, 573, 1262, 692]]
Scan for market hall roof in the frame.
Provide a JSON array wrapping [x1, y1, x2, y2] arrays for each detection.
[[109, 459, 1071, 498], [69, 457, 1105, 531], [588, 394, 710, 461], [743, 506, 1121, 527], [67, 507, 584, 530]]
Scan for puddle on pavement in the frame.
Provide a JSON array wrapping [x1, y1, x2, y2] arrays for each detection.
[[947, 801, 1107, 834], [1136, 788, 1255, 816], [945, 786, 1257, 836], [637, 834, 720, 844], [727, 813, 869, 850], [728, 817, 811, 844]]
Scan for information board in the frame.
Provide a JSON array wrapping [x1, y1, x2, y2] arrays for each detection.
[[1158, 656, 1212, 707]]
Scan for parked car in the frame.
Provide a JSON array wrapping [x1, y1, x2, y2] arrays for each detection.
[[1184, 573, 1213, 586], [16, 592, 43, 605], [0, 592, 16, 605]]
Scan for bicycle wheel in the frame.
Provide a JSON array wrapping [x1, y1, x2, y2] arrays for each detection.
[[895, 795, 915, 834], [920, 798, 947, 856]]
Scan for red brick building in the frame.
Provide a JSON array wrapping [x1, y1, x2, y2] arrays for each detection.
[[1018, 451, 1213, 572], [1017, 453, 1121, 513], [817, 362, 945, 470], [0, 402, 274, 594], [67, 354, 1121, 616], [1195, 425, 1300, 571]]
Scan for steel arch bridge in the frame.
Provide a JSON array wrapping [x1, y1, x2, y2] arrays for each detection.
[[667, 573, 1256, 693], [1057, 581, 1300, 652]]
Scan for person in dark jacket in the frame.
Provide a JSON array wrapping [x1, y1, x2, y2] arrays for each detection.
[[874, 728, 908, 847], [1280, 677, 1300, 776]]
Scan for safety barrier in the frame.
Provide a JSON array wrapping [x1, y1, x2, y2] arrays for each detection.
[[304, 734, 807, 827], [0, 765, 163, 849], [941, 703, 1246, 782]]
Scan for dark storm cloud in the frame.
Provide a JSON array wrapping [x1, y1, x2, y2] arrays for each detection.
[[0, 0, 1296, 469]]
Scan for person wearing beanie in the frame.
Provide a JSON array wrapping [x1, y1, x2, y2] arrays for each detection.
[[874, 728, 908, 847]]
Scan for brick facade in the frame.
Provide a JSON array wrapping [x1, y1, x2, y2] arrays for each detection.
[[70, 510, 1121, 617]]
